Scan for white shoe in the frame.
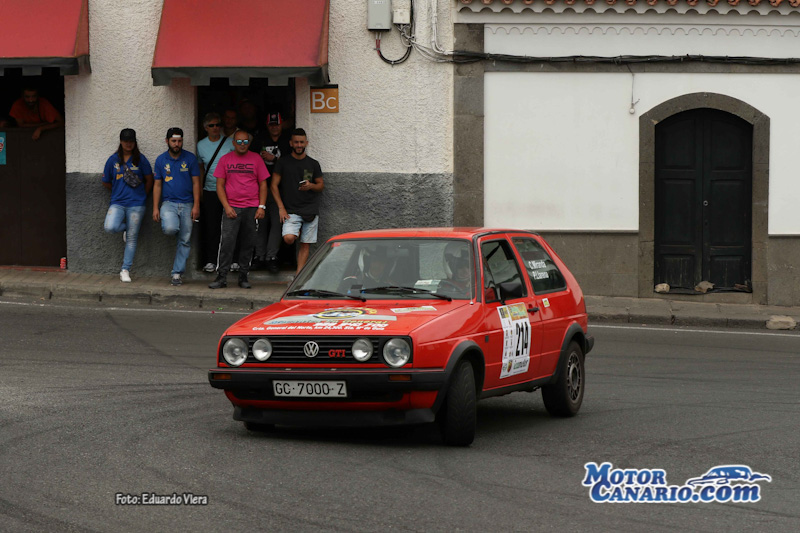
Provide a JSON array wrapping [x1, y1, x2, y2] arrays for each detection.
[[203, 262, 216, 273], [122, 231, 127, 243], [230, 263, 240, 272], [120, 270, 131, 283]]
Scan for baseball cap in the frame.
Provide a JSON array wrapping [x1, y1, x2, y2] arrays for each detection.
[[267, 113, 282, 125], [166, 127, 184, 139], [119, 128, 136, 142]]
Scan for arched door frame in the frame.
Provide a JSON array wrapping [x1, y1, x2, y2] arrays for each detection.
[[638, 93, 769, 303]]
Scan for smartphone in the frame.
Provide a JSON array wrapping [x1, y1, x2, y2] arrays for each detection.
[[299, 180, 309, 186]]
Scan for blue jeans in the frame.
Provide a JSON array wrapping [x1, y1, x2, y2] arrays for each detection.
[[160, 201, 193, 275], [104, 204, 146, 271]]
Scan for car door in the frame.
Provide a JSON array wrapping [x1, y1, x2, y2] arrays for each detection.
[[478, 236, 544, 390], [510, 235, 573, 380]]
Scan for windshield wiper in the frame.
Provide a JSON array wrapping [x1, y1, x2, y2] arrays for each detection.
[[359, 286, 452, 301], [286, 289, 366, 301]]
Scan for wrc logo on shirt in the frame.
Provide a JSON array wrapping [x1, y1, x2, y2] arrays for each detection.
[[225, 163, 255, 174]]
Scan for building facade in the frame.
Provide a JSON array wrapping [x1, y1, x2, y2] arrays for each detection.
[[1, 0, 454, 279], [6, 0, 800, 306], [455, 0, 800, 306]]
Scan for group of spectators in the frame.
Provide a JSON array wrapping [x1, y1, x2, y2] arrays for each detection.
[[1, 87, 325, 289], [101, 110, 325, 289]]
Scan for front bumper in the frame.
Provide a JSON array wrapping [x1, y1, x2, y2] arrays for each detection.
[[208, 368, 447, 403], [234, 405, 436, 427]]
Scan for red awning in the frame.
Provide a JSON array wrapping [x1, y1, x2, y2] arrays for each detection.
[[0, 0, 90, 75], [152, 0, 329, 87]]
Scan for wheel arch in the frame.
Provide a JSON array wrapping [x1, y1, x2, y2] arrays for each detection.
[[548, 323, 587, 385], [431, 340, 485, 413]]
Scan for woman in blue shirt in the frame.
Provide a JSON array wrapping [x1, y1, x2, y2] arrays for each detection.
[[101, 128, 154, 282]]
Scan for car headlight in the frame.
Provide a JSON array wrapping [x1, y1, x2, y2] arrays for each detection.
[[252, 338, 273, 361], [222, 338, 248, 367], [352, 338, 373, 362], [383, 338, 411, 368]]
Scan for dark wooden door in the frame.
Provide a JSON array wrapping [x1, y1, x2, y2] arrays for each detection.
[[0, 128, 67, 266], [654, 109, 752, 289]]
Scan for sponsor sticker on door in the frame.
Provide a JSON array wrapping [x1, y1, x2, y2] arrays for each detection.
[[498, 302, 531, 378]]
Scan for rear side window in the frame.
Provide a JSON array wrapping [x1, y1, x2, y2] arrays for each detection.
[[481, 240, 527, 301], [512, 237, 567, 293]]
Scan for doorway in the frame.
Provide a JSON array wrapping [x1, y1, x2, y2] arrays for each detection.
[[0, 68, 66, 266], [196, 79, 297, 271], [654, 108, 753, 290]]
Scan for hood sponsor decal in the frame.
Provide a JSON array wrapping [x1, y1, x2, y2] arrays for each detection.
[[391, 306, 437, 314], [263, 307, 396, 331]]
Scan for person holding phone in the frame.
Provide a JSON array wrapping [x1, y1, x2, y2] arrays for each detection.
[[270, 128, 324, 275]]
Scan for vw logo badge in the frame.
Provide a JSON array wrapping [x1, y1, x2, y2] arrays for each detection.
[[303, 341, 320, 358]]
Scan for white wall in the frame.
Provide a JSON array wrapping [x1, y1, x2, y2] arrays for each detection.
[[296, 0, 453, 174], [64, 0, 196, 173], [484, 71, 800, 234]]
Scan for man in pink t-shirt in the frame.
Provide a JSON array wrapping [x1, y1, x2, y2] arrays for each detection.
[[209, 130, 269, 289]]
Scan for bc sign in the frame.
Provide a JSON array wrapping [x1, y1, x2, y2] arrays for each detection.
[[310, 86, 339, 113]]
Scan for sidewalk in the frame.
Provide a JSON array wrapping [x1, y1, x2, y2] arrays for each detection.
[[1, 267, 799, 329]]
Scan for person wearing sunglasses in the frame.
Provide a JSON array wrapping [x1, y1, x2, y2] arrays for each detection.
[[197, 112, 235, 272], [209, 130, 269, 289]]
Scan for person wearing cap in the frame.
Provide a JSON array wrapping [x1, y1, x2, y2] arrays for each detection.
[[250, 112, 290, 273], [152, 127, 201, 286], [102, 128, 154, 283], [209, 129, 269, 289], [197, 112, 235, 273]]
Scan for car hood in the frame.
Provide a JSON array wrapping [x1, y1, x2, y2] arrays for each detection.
[[226, 300, 471, 336]]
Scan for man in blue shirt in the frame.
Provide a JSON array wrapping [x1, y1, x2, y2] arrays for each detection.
[[197, 112, 235, 273], [153, 127, 201, 285]]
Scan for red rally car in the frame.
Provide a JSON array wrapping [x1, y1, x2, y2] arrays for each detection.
[[208, 228, 594, 446]]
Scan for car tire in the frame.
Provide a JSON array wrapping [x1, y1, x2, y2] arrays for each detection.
[[438, 360, 476, 446], [244, 421, 275, 432], [542, 341, 585, 417]]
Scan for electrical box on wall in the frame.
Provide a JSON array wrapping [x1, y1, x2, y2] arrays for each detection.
[[367, 0, 392, 31], [393, 8, 410, 25]]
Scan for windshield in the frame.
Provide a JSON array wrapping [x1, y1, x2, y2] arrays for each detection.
[[288, 238, 474, 300]]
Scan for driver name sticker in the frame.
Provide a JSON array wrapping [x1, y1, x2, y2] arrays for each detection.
[[498, 303, 531, 378], [391, 306, 437, 314]]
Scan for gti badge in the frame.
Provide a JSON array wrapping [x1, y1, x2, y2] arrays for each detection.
[[303, 341, 320, 358]]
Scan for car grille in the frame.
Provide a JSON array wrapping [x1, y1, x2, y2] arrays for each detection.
[[219, 336, 411, 365]]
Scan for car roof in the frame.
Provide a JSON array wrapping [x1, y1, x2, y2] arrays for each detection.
[[330, 227, 540, 240]]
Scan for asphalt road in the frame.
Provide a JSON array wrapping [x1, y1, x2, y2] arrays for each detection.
[[1, 298, 798, 532]]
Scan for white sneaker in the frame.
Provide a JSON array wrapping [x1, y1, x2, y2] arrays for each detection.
[[120, 270, 131, 283], [203, 262, 216, 273], [122, 231, 127, 243], [171, 273, 182, 286], [230, 263, 240, 272]]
